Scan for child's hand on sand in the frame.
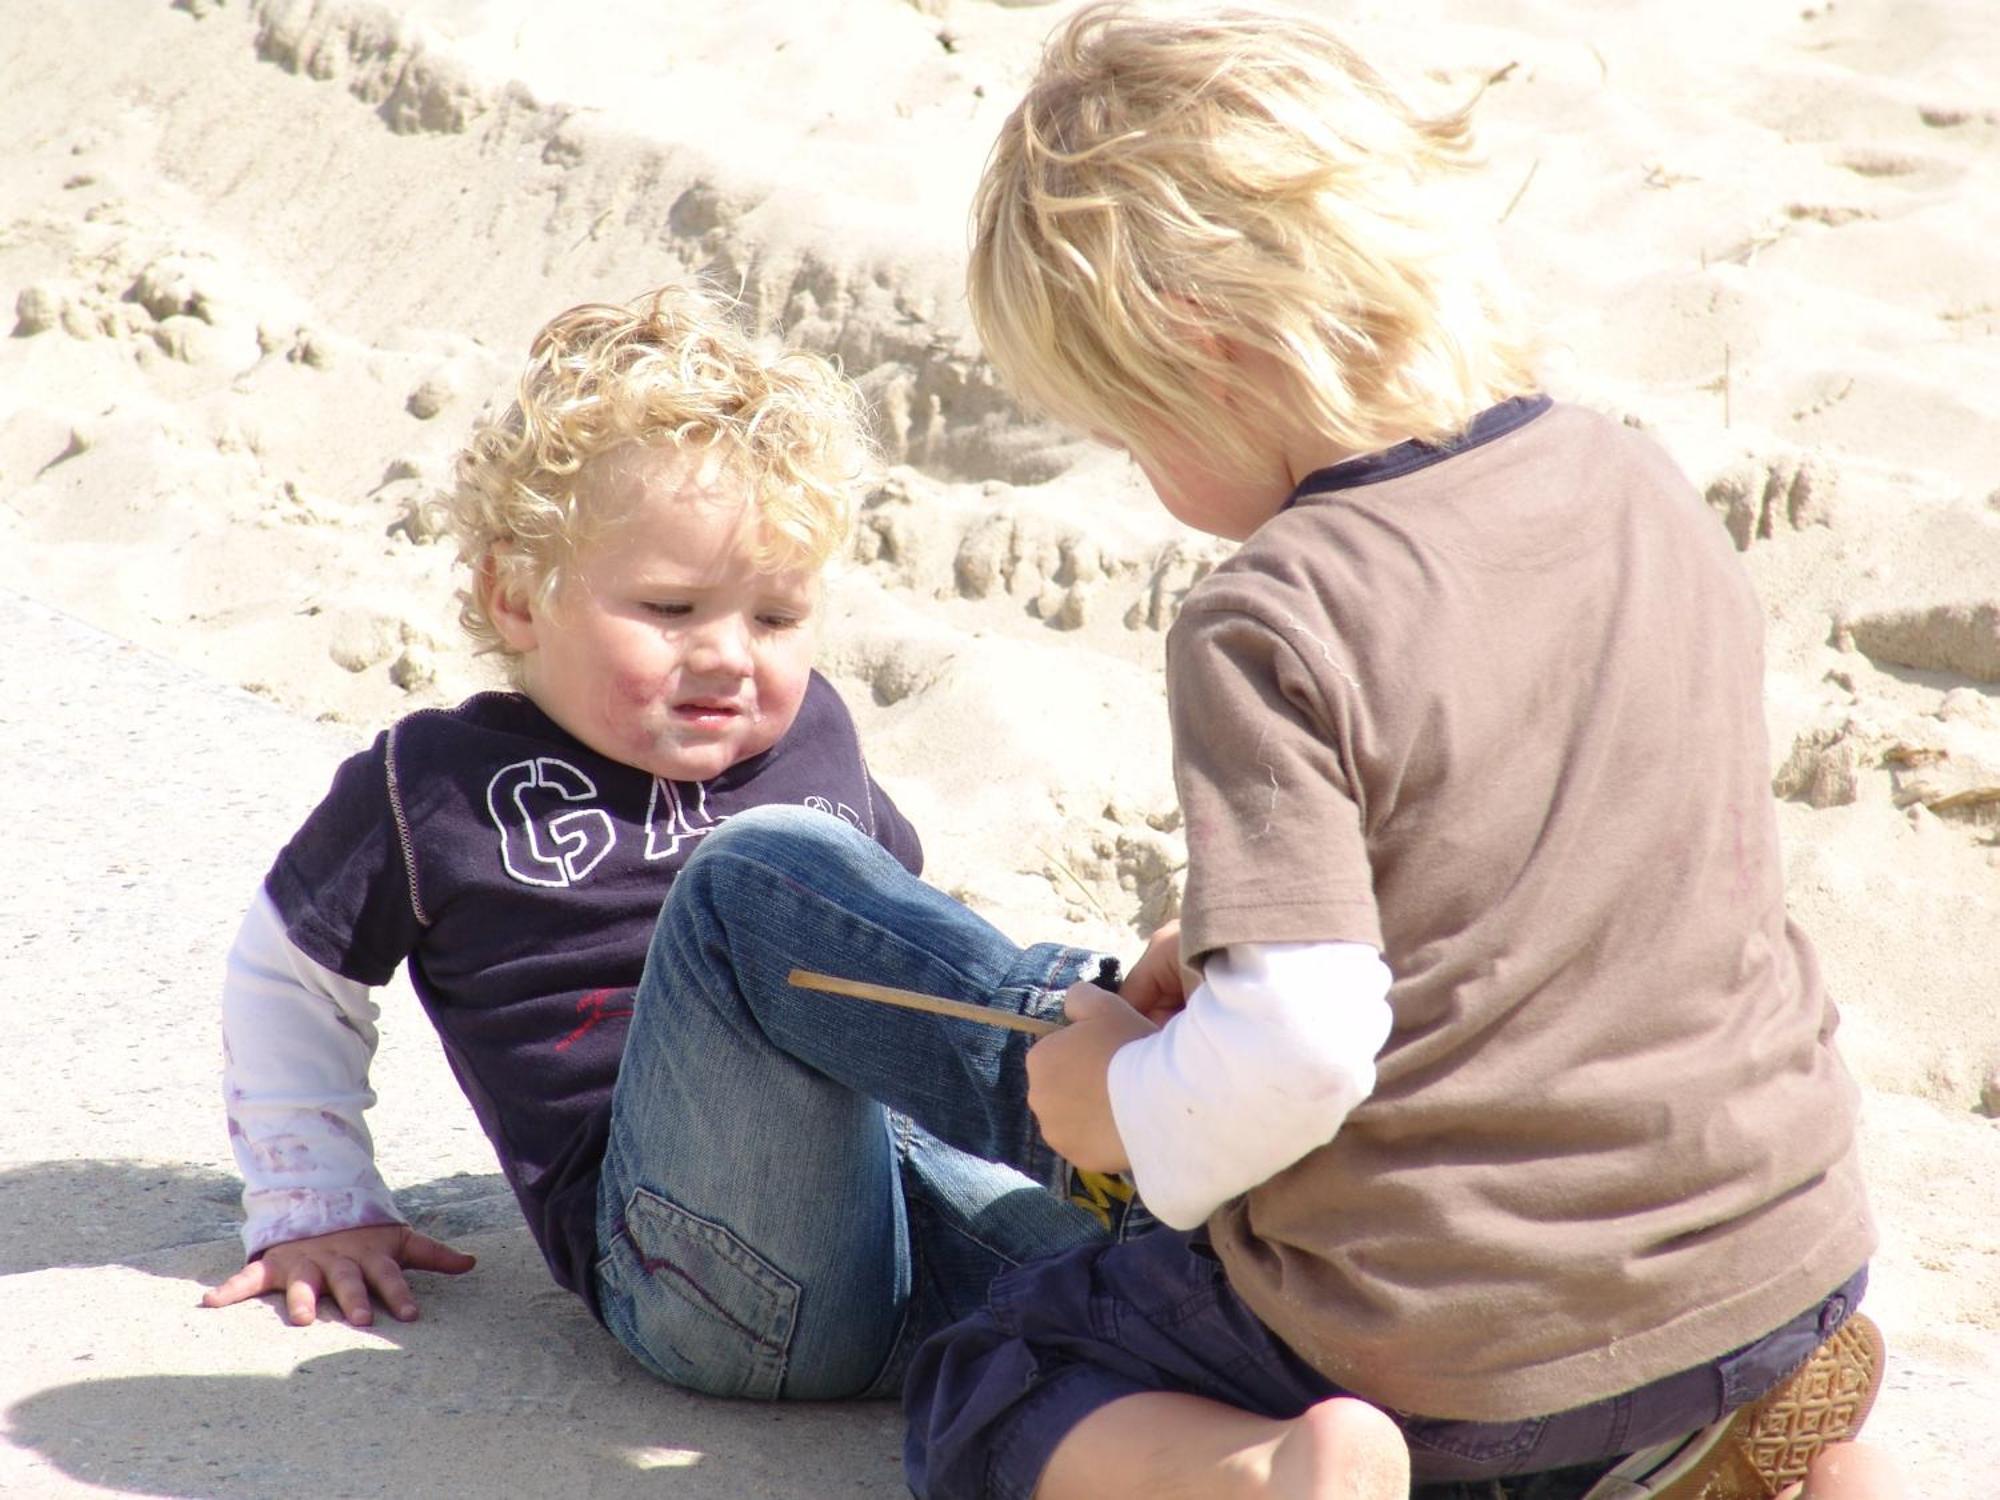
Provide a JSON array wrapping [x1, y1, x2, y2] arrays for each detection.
[[1027, 984, 1157, 1171], [1117, 920, 1187, 1025], [202, 1225, 476, 1327]]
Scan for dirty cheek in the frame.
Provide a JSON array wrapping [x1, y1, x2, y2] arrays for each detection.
[[600, 670, 679, 750], [608, 669, 671, 708]]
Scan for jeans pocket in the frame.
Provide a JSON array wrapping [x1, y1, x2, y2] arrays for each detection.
[[1715, 1275, 1860, 1411], [596, 1185, 801, 1400], [1401, 1413, 1548, 1473]]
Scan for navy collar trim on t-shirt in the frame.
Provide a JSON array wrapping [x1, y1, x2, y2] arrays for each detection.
[[1286, 393, 1553, 503]]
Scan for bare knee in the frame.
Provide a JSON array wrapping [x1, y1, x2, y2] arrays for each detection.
[[1300, 1398, 1408, 1498], [1791, 1440, 1909, 1499], [1307, 1397, 1399, 1447]]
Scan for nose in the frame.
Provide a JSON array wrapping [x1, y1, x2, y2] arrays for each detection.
[[686, 613, 754, 677]]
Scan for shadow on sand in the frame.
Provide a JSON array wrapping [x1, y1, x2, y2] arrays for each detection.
[[0, 1157, 515, 1276]]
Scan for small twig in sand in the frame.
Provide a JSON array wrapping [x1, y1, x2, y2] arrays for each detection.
[[789, 969, 1061, 1036], [1039, 846, 1115, 923], [1500, 158, 1541, 223], [1700, 345, 1735, 428]]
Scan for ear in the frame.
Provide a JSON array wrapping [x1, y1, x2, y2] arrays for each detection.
[[1157, 290, 1236, 364], [1155, 291, 1246, 416], [480, 546, 540, 653]]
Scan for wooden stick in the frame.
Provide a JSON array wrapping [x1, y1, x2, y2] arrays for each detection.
[[788, 968, 1061, 1036]]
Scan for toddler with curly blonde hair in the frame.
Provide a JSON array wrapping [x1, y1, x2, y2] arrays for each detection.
[[203, 282, 955, 1351], [446, 283, 863, 673]]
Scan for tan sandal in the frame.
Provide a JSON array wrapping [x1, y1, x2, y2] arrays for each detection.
[[1581, 1312, 1886, 1499]]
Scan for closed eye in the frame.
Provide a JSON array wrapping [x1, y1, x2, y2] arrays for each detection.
[[641, 602, 693, 619]]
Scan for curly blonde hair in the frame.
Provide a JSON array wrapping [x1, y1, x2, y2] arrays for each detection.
[[445, 282, 871, 667], [969, 1, 1539, 473]]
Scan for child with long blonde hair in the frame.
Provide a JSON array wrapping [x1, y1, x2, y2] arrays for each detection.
[[901, 5, 1899, 1497]]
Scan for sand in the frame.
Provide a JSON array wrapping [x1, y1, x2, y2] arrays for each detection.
[[2, 0, 1996, 1495]]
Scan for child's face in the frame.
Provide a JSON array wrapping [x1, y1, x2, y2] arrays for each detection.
[[496, 443, 821, 783]]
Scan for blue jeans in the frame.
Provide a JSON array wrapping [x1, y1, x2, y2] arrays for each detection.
[[592, 805, 1108, 1401]]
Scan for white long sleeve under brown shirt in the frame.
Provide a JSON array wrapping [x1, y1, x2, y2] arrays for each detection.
[[1165, 398, 1873, 1422]]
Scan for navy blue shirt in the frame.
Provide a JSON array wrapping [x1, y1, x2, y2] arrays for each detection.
[[265, 673, 921, 1314]]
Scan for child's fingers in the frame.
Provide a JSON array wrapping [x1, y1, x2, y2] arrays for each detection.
[[1027, 996, 1145, 1171], [284, 1263, 329, 1326], [343, 1232, 478, 1325], [201, 1258, 276, 1310], [1120, 923, 1184, 1001], [1060, 983, 1152, 1035], [399, 1231, 478, 1275], [1120, 980, 1185, 1026], [321, 1256, 377, 1326], [1060, 982, 1112, 1022], [359, 1252, 420, 1323]]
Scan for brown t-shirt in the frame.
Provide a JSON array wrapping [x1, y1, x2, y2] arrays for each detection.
[[1167, 400, 1874, 1421]]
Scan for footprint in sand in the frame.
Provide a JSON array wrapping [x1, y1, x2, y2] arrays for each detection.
[[1832, 146, 1963, 192]]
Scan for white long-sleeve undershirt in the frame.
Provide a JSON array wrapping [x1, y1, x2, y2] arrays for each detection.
[[1107, 940, 1394, 1231], [221, 890, 402, 1257], [222, 890, 1392, 1254]]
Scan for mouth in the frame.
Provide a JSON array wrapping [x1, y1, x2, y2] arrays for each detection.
[[672, 700, 745, 726]]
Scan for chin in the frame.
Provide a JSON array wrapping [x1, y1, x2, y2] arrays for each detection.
[[652, 751, 735, 782]]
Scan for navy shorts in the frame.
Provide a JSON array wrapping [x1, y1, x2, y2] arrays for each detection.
[[901, 1226, 1866, 1500]]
